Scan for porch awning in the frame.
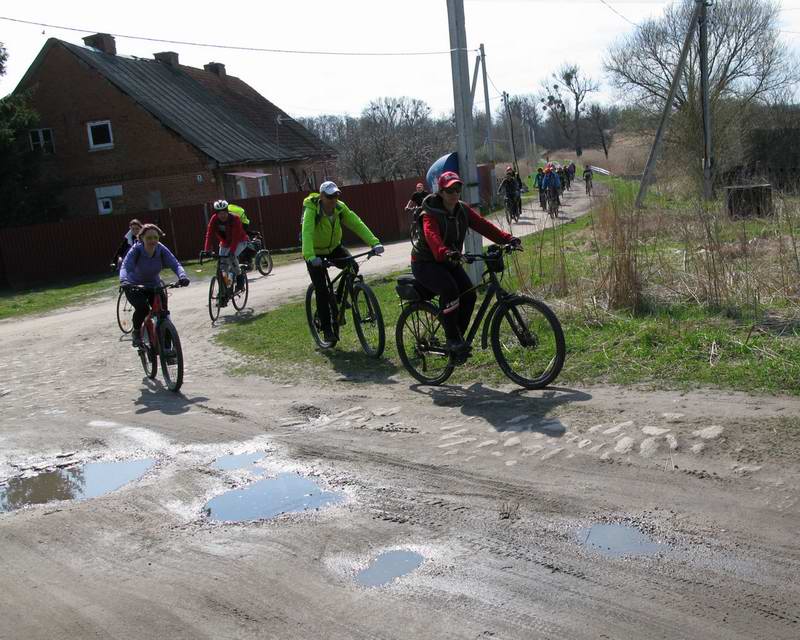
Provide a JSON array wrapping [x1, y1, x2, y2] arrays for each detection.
[[225, 171, 271, 179]]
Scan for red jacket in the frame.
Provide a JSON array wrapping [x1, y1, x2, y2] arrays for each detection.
[[417, 204, 512, 262], [204, 213, 249, 252]]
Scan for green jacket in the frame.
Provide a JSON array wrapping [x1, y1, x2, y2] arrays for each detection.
[[228, 204, 250, 226], [301, 194, 379, 261]]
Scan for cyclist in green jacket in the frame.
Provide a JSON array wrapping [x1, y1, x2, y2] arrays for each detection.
[[302, 181, 384, 344]]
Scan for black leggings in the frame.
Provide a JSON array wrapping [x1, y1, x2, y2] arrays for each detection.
[[411, 261, 476, 341], [124, 288, 165, 335], [306, 245, 358, 331]]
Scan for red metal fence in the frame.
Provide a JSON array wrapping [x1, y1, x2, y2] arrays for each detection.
[[0, 177, 421, 288]]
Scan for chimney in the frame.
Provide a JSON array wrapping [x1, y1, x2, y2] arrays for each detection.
[[154, 51, 179, 67], [204, 62, 226, 79], [82, 33, 116, 56]]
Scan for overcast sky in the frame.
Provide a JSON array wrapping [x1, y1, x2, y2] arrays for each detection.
[[1, 0, 799, 118]]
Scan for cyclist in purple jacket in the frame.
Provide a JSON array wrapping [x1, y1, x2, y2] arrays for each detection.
[[120, 223, 189, 347]]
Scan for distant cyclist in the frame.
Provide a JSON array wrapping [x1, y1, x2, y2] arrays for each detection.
[[542, 164, 561, 214], [405, 182, 430, 212], [228, 203, 251, 233], [534, 167, 546, 210], [583, 165, 594, 195], [412, 171, 521, 363], [120, 223, 189, 347], [497, 166, 522, 220], [302, 181, 384, 345], [111, 218, 142, 269], [202, 200, 253, 292]]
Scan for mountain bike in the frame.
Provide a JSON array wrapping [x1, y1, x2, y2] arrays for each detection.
[[394, 243, 565, 389], [123, 282, 185, 392], [201, 252, 249, 322], [305, 248, 385, 357], [504, 196, 521, 225], [547, 187, 560, 218], [242, 231, 273, 276], [585, 175, 593, 196], [116, 288, 134, 334]]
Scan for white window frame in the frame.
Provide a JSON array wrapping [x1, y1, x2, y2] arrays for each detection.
[[258, 176, 270, 196], [97, 198, 114, 214], [29, 128, 55, 154], [87, 120, 114, 151], [236, 177, 248, 199]]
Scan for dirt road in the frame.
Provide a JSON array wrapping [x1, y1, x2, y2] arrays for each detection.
[[1, 186, 798, 639]]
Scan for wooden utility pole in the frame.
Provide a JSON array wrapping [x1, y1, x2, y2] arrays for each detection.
[[446, 0, 482, 283], [699, 1, 713, 200], [635, 0, 704, 208]]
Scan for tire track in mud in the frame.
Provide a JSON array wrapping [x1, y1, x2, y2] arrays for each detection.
[[290, 440, 800, 638]]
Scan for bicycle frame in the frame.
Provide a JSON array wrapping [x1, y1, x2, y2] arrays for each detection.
[[130, 285, 171, 349], [320, 249, 374, 327], [459, 258, 516, 351]]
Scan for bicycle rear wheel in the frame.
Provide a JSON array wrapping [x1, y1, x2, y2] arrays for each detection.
[[352, 281, 385, 357], [490, 296, 565, 389], [139, 322, 157, 379], [232, 272, 249, 310], [208, 277, 221, 322], [117, 289, 133, 334], [255, 249, 273, 276], [395, 301, 454, 385], [158, 318, 184, 392], [305, 284, 337, 348]]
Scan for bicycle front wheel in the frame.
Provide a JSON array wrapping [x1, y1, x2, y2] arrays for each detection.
[[158, 318, 184, 392], [255, 250, 273, 276], [490, 296, 565, 389], [117, 289, 133, 334], [232, 272, 249, 310], [352, 281, 385, 357], [208, 277, 221, 322], [395, 301, 454, 385], [139, 322, 157, 380], [305, 284, 336, 348]]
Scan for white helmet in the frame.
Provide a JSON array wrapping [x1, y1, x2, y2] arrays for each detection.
[[213, 199, 229, 211]]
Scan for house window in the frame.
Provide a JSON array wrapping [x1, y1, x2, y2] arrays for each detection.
[[87, 120, 114, 150], [95, 185, 123, 215], [98, 198, 114, 214], [236, 177, 248, 199], [258, 176, 270, 196], [29, 128, 55, 154]]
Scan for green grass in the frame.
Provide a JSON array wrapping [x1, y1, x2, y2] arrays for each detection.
[[0, 250, 302, 321], [218, 209, 800, 395]]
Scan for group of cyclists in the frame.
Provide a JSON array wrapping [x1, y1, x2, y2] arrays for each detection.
[[114, 172, 522, 367]]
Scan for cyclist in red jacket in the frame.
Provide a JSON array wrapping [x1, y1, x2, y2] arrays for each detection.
[[202, 200, 252, 291]]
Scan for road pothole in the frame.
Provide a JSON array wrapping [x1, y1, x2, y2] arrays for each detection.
[[355, 550, 425, 587], [0, 458, 155, 513], [578, 523, 665, 557], [211, 452, 267, 471], [203, 473, 343, 522]]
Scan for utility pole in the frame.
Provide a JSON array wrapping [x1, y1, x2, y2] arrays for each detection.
[[479, 44, 494, 164], [502, 91, 519, 171], [635, 0, 704, 208], [699, 1, 713, 200], [447, 0, 482, 283]]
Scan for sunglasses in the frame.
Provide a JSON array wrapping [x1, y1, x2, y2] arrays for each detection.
[[322, 192, 340, 199], [443, 184, 462, 194]]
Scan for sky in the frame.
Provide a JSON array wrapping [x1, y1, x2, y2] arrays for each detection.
[[1, 0, 799, 118]]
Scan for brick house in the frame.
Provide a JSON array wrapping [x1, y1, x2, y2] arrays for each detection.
[[16, 33, 337, 218]]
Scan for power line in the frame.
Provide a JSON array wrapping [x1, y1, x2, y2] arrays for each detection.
[[597, 0, 638, 26], [0, 15, 467, 57]]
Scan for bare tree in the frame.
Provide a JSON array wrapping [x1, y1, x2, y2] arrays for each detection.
[[587, 104, 614, 159], [605, 0, 797, 111], [539, 65, 598, 156]]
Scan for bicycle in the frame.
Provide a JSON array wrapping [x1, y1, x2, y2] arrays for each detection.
[[305, 248, 385, 357], [394, 243, 565, 389], [546, 187, 560, 218], [585, 176, 593, 196], [200, 252, 249, 322], [116, 288, 134, 334], [243, 231, 273, 277], [504, 196, 521, 225], [123, 282, 185, 392]]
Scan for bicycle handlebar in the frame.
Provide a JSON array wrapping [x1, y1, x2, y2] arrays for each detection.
[[320, 248, 379, 268], [121, 282, 183, 293], [461, 242, 521, 263]]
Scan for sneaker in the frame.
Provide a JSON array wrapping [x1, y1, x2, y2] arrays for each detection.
[[131, 334, 142, 349], [446, 339, 470, 365], [322, 327, 337, 345]]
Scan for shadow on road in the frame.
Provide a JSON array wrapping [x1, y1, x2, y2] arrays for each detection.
[[411, 382, 591, 438], [133, 379, 209, 415], [319, 348, 400, 385]]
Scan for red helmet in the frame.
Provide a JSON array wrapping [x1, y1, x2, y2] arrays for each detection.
[[437, 171, 462, 191]]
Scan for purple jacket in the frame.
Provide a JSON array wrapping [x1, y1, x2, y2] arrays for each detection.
[[120, 242, 186, 287]]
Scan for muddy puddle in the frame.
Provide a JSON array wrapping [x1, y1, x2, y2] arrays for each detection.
[[578, 523, 664, 557], [0, 458, 155, 513], [211, 452, 267, 471], [204, 473, 343, 522], [356, 550, 425, 587]]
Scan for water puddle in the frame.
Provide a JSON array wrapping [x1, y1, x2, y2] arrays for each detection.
[[211, 452, 267, 471], [203, 473, 343, 522], [355, 550, 425, 587], [578, 523, 663, 557], [0, 458, 155, 513]]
